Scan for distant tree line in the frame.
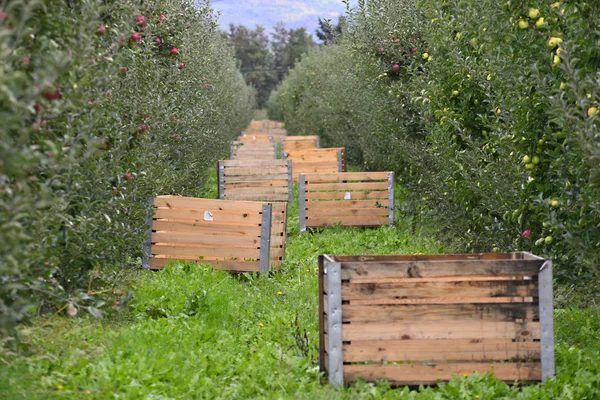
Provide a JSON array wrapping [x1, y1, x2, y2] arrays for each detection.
[[226, 17, 344, 108]]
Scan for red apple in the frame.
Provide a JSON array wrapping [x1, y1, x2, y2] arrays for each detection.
[[411, 47, 417, 53], [123, 172, 132, 180], [22, 57, 30, 65], [160, 13, 166, 21], [121, 67, 128, 75], [44, 90, 61, 100], [131, 32, 142, 42], [392, 63, 400, 72], [155, 37, 161, 45], [378, 47, 385, 53], [96, 25, 106, 36], [178, 64, 184, 70], [138, 124, 147, 132], [33, 103, 41, 113], [170, 47, 179, 55], [112, 186, 119, 195], [135, 15, 146, 26]]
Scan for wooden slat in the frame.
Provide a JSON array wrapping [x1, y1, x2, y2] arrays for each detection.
[[223, 160, 287, 167], [341, 320, 540, 341], [152, 232, 260, 247], [287, 147, 342, 155], [224, 180, 288, 188], [306, 208, 389, 218], [154, 208, 264, 224], [224, 194, 288, 202], [232, 142, 275, 148], [237, 136, 273, 142], [152, 220, 260, 235], [344, 363, 541, 384], [307, 182, 388, 191], [303, 172, 392, 183], [340, 260, 543, 280], [152, 244, 261, 259], [342, 280, 539, 300], [348, 297, 535, 305], [333, 253, 523, 262], [307, 216, 389, 227], [224, 187, 289, 195], [233, 155, 276, 161], [155, 196, 265, 212], [306, 191, 387, 200], [223, 167, 288, 176], [150, 258, 260, 272], [224, 174, 288, 182], [306, 200, 388, 210], [344, 339, 540, 362], [284, 135, 318, 141], [341, 303, 539, 322], [340, 275, 536, 284]]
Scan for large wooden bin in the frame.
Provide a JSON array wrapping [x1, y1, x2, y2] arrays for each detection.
[[319, 253, 554, 386]]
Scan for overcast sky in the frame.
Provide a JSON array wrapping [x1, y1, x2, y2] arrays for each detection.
[[211, 0, 351, 39]]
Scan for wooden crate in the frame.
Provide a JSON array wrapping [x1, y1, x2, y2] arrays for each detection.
[[144, 196, 287, 273], [230, 141, 276, 160], [299, 172, 394, 232], [319, 253, 555, 387], [218, 160, 292, 203], [282, 135, 319, 153], [285, 148, 346, 183]]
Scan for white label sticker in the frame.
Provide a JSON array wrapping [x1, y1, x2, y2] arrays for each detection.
[[344, 192, 351, 200], [204, 211, 214, 221]]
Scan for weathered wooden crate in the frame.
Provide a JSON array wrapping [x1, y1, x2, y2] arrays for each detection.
[[299, 172, 394, 232], [218, 160, 292, 203], [285, 148, 346, 183], [319, 253, 555, 387], [144, 196, 288, 272], [282, 135, 320, 153], [230, 141, 277, 160]]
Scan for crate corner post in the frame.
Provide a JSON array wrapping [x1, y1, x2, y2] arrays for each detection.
[[388, 172, 395, 225], [299, 174, 307, 234], [142, 198, 155, 270], [218, 161, 225, 199], [539, 259, 555, 382], [259, 203, 273, 274], [325, 258, 344, 386]]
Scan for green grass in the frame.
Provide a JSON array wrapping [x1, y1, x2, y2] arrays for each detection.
[[1, 185, 599, 399]]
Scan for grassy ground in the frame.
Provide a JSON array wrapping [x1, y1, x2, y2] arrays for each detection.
[[1, 185, 599, 399]]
